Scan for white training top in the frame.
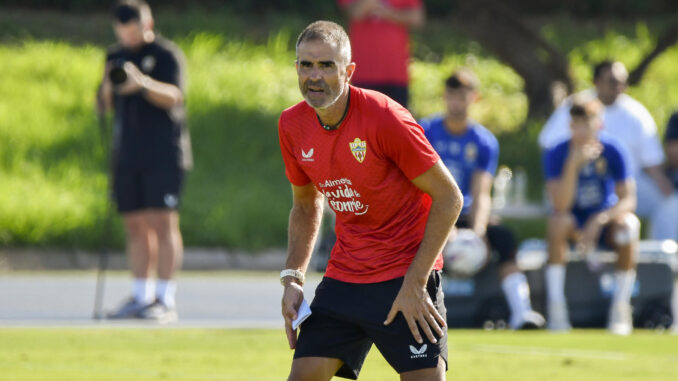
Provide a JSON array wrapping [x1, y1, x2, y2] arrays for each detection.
[[538, 89, 664, 175]]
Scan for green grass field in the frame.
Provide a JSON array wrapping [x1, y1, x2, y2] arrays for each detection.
[[0, 328, 676, 380]]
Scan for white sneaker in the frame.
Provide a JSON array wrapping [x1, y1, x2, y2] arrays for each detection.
[[547, 302, 571, 332], [608, 302, 633, 336], [670, 324, 678, 335], [511, 310, 546, 330]]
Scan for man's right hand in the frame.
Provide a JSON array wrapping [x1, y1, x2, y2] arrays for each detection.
[[569, 141, 603, 168], [281, 281, 304, 349]]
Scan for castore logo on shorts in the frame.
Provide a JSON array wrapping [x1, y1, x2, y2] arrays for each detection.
[[409, 344, 428, 359]]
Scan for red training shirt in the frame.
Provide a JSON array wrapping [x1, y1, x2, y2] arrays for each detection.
[[338, 0, 422, 86], [278, 86, 442, 283]]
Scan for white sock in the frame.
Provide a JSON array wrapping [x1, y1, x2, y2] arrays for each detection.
[[502, 272, 533, 327], [156, 279, 177, 308], [612, 270, 636, 305], [546, 264, 566, 305], [133, 278, 154, 304]]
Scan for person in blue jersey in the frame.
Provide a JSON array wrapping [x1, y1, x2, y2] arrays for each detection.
[[421, 69, 545, 330], [543, 95, 639, 335]]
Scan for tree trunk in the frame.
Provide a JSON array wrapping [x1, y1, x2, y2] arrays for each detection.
[[628, 22, 678, 86], [451, 0, 573, 123]]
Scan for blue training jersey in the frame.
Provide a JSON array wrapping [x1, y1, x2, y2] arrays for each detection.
[[542, 133, 631, 226], [420, 115, 499, 215]]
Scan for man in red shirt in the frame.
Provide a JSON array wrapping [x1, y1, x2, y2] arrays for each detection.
[[338, 0, 424, 109], [279, 21, 462, 380]]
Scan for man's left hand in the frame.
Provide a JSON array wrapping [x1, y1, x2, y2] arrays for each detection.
[[384, 277, 446, 345]]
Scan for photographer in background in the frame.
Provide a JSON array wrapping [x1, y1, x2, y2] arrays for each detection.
[[97, 0, 192, 322]]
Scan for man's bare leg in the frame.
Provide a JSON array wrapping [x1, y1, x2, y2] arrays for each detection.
[[400, 357, 446, 381], [287, 357, 344, 381]]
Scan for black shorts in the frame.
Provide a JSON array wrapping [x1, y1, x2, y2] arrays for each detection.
[[112, 166, 184, 213], [294, 271, 447, 379]]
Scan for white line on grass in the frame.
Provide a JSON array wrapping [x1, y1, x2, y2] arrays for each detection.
[[469, 344, 627, 361]]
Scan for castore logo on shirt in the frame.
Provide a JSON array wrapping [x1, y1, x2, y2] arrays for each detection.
[[301, 148, 314, 162]]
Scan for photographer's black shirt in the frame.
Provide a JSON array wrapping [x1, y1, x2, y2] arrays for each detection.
[[106, 37, 192, 171]]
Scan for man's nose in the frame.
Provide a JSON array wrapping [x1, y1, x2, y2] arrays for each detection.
[[308, 66, 322, 80]]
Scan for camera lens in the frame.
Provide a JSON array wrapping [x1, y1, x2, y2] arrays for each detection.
[[109, 59, 127, 85]]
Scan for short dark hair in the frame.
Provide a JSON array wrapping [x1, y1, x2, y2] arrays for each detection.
[[445, 69, 479, 91], [570, 95, 603, 120], [593, 60, 628, 82], [593, 60, 614, 81], [113, 0, 151, 24], [296, 21, 351, 64]]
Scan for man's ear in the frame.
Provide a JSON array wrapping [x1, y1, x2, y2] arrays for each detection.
[[345, 62, 356, 82]]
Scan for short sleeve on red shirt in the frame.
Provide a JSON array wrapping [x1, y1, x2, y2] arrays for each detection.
[[278, 114, 311, 186], [378, 106, 439, 180]]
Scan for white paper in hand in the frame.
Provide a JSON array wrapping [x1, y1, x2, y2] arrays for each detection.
[[292, 299, 312, 330]]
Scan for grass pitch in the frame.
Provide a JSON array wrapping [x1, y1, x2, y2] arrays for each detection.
[[0, 328, 675, 380]]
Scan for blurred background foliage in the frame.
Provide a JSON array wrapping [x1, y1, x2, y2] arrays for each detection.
[[3, 0, 678, 16], [1, 3, 677, 250]]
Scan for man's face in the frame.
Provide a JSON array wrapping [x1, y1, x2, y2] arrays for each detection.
[[113, 20, 145, 49], [296, 40, 353, 109], [570, 116, 600, 145], [594, 66, 627, 105], [444, 87, 475, 122]]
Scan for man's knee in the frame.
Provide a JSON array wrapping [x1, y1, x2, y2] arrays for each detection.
[[610, 213, 640, 246], [146, 210, 180, 238], [548, 213, 574, 239], [123, 213, 149, 237]]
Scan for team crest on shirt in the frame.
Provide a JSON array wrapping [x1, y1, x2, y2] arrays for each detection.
[[349, 138, 367, 163], [595, 157, 607, 175], [464, 143, 477, 163]]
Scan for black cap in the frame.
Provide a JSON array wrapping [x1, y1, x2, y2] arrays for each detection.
[[113, 4, 140, 23]]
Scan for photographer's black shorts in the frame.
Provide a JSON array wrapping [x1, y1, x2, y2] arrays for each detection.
[[113, 167, 184, 213], [294, 271, 448, 379]]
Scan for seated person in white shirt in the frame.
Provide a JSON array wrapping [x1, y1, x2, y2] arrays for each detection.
[[538, 61, 678, 241]]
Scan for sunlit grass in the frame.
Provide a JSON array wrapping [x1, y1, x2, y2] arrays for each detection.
[[0, 329, 675, 380]]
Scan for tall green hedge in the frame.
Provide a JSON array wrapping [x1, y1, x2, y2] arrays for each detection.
[[4, 0, 677, 17]]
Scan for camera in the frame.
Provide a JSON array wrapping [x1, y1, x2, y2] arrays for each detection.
[[109, 59, 128, 85]]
